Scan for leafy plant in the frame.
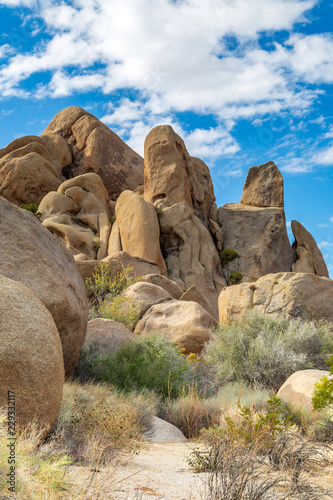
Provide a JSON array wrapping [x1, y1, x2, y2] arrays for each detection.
[[220, 248, 238, 267], [312, 351, 333, 411], [20, 203, 39, 213], [202, 311, 333, 390], [97, 295, 140, 328], [229, 271, 242, 284], [92, 240, 100, 253]]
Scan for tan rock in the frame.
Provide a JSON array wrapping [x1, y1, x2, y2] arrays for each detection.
[[135, 300, 217, 354], [115, 190, 166, 275], [43, 107, 144, 200], [147, 417, 187, 443], [0, 198, 88, 377], [277, 369, 333, 412], [217, 203, 293, 283], [291, 220, 329, 278], [0, 134, 71, 206], [218, 272, 333, 325], [84, 318, 133, 357], [139, 274, 184, 299], [122, 282, 173, 318], [0, 276, 64, 437], [39, 173, 113, 260], [107, 251, 161, 278], [241, 161, 284, 208], [180, 285, 217, 319]]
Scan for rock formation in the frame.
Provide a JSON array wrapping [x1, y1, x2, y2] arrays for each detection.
[[291, 220, 329, 277], [43, 106, 144, 200], [218, 161, 294, 284], [0, 134, 72, 206], [0, 276, 64, 437], [218, 272, 333, 325], [84, 318, 133, 357], [121, 282, 173, 319], [0, 198, 88, 377]]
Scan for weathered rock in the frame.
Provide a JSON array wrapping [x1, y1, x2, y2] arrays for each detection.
[[84, 318, 133, 357], [135, 300, 217, 354], [114, 190, 166, 275], [139, 274, 184, 299], [144, 125, 217, 226], [179, 285, 217, 319], [43, 107, 144, 200], [39, 173, 113, 260], [107, 251, 161, 278], [291, 220, 329, 278], [277, 369, 332, 412], [146, 417, 187, 442], [0, 276, 64, 437], [0, 198, 88, 377], [0, 134, 72, 206], [122, 282, 173, 318], [218, 203, 293, 283], [219, 272, 333, 325], [241, 161, 284, 208]]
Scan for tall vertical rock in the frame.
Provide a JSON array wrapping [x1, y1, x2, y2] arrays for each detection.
[[291, 220, 329, 277]]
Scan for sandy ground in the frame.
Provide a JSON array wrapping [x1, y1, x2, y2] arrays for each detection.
[[69, 442, 208, 500]]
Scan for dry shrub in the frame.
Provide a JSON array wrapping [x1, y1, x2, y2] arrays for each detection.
[[53, 380, 158, 465]]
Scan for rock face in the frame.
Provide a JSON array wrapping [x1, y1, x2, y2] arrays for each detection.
[[219, 272, 333, 325], [39, 172, 113, 260], [135, 300, 217, 354], [0, 134, 72, 206], [43, 106, 144, 200], [139, 274, 184, 299], [0, 198, 88, 377], [144, 126, 225, 316], [218, 203, 293, 283], [114, 190, 166, 275], [84, 318, 133, 357], [107, 251, 162, 278], [179, 285, 217, 319], [0, 276, 64, 436], [122, 282, 173, 319], [291, 220, 329, 277], [277, 369, 332, 412], [241, 161, 284, 208]]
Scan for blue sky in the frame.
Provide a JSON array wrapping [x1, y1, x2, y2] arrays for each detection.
[[0, 0, 333, 273]]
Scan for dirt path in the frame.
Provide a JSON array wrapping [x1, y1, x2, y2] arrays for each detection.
[[70, 442, 208, 499]]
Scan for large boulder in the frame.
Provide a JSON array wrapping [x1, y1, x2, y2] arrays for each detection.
[[122, 282, 173, 318], [241, 161, 284, 208], [43, 106, 144, 200], [146, 417, 187, 443], [106, 251, 162, 278], [143, 125, 225, 316], [0, 276, 64, 437], [83, 318, 133, 357], [277, 369, 332, 412], [291, 220, 329, 277], [219, 272, 333, 325], [114, 190, 166, 275], [139, 274, 184, 299], [39, 173, 113, 260], [134, 300, 217, 354], [179, 284, 217, 319], [0, 198, 88, 377], [217, 203, 293, 283], [0, 134, 72, 206]]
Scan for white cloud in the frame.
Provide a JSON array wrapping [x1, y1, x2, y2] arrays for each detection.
[[315, 144, 333, 166]]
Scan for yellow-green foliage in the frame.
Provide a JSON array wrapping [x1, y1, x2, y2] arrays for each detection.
[[98, 295, 140, 329], [229, 271, 242, 284], [220, 248, 238, 267], [0, 410, 72, 500]]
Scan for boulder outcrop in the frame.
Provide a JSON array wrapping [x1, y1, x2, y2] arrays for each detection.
[[218, 272, 333, 325], [0, 134, 72, 206], [83, 318, 133, 357], [241, 161, 284, 208], [122, 282, 173, 319], [0, 276, 64, 437], [135, 300, 217, 354], [43, 106, 144, 200], [291, 220, 329, 277], [139, 274, 184, 299], [0, 198, 88, 377]]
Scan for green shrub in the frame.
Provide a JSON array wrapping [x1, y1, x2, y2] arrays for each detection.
[[92, 240, 100, 253], [108, 214, 114, 224], [74, 334, 192, 398], [220, 248, 238, 267], [229, 271, 242, 284], [20, 203, 38, 213], [312, 351, 333, 411], [202, 311, 333, 390]]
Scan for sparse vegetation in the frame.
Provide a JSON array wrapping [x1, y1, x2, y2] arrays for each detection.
[[108, 214, 114, 223], [229, 270, 242, 283], [92, 240, 100, 253], [202, 311, 333, 391], [220, 248, 238, 267], [20, 202, 39, 213]]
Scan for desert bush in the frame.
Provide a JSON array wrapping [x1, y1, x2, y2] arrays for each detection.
[[220, 248, 238, 267], [20, 202, 38, 213], [77, 334, 193, 398], [53, 380, 157, 465], [202, 311, 333, 390], [0, 410, 72, 499]]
